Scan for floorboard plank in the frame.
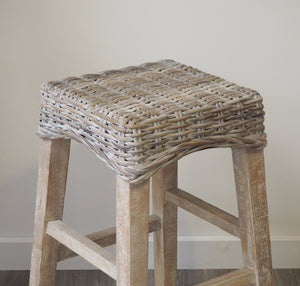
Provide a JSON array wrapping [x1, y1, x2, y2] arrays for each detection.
[[0, 269, 299, 286]]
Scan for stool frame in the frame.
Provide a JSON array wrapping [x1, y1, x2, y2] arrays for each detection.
[[29, 138, 273, 286]]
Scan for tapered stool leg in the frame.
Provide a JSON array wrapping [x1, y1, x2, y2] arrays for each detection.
[[29, 138, 70, 286], [232, 148, 274, 286], [116, 176, 150, 286], [152, 161, 178, 286]]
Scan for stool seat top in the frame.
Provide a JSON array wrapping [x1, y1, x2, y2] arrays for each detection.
[[39, 60, 266, 182]]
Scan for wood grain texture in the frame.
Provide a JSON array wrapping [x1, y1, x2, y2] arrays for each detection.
[[47, 220, 116, 279], [152, 161, 178, 286], [58, 225, 116, 262], [192, 269, 255, 286], [58, 215, 161, 262], [116, 177, 150, 286], [29, 138, 70, 286], [232, 148, 274, 286], [1, 269, 298, 286], [166, 187, 240, 238]]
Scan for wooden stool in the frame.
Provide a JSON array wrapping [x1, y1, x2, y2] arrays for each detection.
[[29, 60, 274, 286]]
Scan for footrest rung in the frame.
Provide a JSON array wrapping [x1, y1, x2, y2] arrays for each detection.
[[193, 269, 256, 286], [166, 187, 240, 238], [58, 214, 161, 262], [47, 220, 116, 279]]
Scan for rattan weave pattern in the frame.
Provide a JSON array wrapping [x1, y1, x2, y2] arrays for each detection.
[[38, 60, 266, 182]]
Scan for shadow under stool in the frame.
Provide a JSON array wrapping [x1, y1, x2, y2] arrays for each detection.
[[29, 60, 274, 286]]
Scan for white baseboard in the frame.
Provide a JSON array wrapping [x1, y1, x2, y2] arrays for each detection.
[[1, 236, 300, 270]]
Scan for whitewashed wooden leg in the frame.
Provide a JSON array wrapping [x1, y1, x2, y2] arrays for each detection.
[[232, 148, 274, 286], [29, 138, 71, 286], [152, 161, 178, 286], [116, 177, 150, 286]]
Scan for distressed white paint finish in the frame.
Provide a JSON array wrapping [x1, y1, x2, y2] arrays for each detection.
[[47, 220, 116, 279], [58, 214, 160, 262], [166, 187, 240, 238], [152, 161, 178, 286], [232, 148, 274, 286], [29, 139, 70, 286], [193, 269, 256, 286], [116, 177, 150, 286]]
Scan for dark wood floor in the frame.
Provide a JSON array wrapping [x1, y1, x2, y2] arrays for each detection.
[[0, 269, 299, 286]]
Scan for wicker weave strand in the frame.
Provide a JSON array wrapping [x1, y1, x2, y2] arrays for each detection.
[[38, 60, 266, 183]]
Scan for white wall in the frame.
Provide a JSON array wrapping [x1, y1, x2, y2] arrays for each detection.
[[1, 0, 299, 269]]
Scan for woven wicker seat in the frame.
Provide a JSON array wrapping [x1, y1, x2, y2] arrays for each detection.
[[39, 59, 266, 183]]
